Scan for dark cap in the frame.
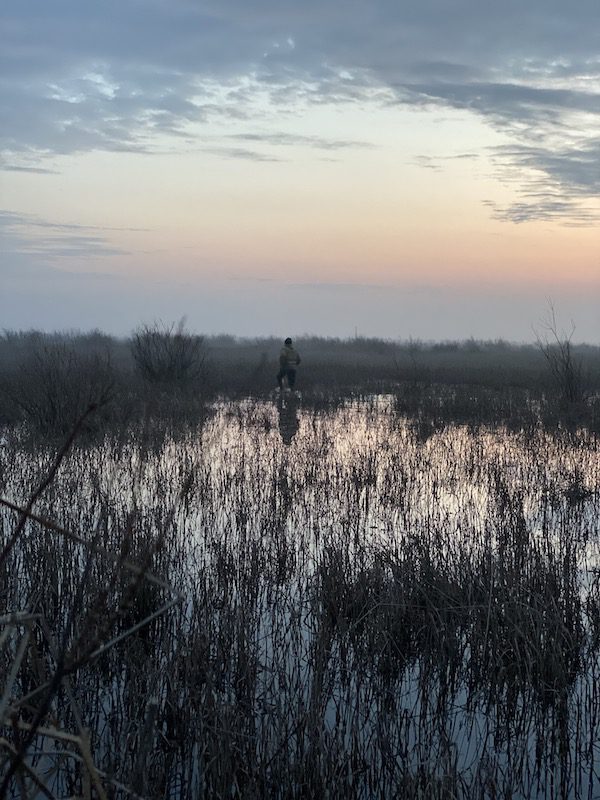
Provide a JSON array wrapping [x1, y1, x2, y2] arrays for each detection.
[[284, 337, 292, 345]]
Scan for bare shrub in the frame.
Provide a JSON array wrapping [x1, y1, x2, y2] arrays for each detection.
[[131, 319, 206, 389], [535, 303, 584, 404], [2, 338, 115, 435]]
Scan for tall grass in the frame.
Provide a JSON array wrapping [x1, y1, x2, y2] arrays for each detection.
[[1, 397, 599, 796]]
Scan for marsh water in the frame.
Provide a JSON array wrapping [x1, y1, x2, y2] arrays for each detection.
[[2, 396, 600, 798]]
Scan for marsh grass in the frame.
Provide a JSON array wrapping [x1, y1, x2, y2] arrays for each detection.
[[2, 330, 600, 434], [1, 397, 599, 797]]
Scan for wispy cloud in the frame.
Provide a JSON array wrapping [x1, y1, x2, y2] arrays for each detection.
[[1, 164, 59, 174], [0, 210, 132, 261], [484, 132, 600, 222], [413, 155, 442, 171], [399, 77, 600, 221], [226, 131, 375, 150], [201, 146, 284, 162]]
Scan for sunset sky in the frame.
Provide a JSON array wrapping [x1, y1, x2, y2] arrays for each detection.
[[2, 1, 599, 341]]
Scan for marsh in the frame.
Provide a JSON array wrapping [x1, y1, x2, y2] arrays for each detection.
[[1, 394, 599, 797]]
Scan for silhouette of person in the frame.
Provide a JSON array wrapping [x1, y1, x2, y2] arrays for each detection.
[[277, 395, 300, 445], [277, 337, 301, 391]]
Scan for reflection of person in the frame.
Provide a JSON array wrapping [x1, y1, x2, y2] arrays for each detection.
[[278, 396, 300, 445], [277, 337, 301, 391]]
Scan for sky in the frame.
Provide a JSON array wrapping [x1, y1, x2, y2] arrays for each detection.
[[1, 0, 599, 341]]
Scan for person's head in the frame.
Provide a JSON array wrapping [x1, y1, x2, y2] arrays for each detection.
[[284, 337, 292, 346]]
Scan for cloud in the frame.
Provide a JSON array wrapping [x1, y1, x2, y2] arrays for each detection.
[[0, 164, 59, 174], [483, 133, 600, 222], [402, 79, 600, 221], [0, 210, 131, 261], [226, 131, 375, 150], [202, 146, 284, 162], [414, 155, 442, 171], [3, 1, 600, 221]]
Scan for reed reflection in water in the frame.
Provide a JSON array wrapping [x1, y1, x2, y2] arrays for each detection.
[[1, 396, 600, 798]]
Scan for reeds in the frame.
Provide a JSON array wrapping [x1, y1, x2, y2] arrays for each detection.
[[0, 397, 599, 797], [2, 330, 600, 432]]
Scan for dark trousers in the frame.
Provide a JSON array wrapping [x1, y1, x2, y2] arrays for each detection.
[[277, 367, 296, 389]]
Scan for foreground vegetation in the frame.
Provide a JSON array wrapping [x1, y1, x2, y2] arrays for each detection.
[[1, 326, 599, 797]]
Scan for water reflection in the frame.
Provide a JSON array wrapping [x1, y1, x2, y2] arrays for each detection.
[[1, 398, 600, 798], [277, 393, 300, 445]]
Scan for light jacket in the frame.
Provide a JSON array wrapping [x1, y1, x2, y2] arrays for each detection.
[[279, 345, 301, 368]]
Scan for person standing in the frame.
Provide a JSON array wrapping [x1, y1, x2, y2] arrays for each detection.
[[277, 337, 301, 391]]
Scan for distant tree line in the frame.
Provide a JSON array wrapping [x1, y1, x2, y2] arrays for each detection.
[[0, 321, 599, 435]]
